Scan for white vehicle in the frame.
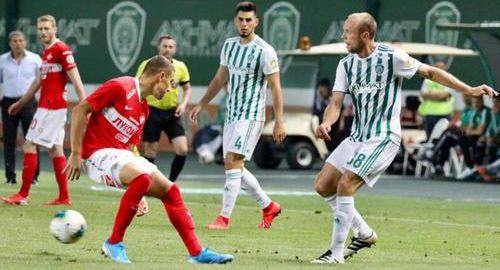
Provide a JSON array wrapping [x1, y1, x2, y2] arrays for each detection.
[[253, 42, 478, 170]]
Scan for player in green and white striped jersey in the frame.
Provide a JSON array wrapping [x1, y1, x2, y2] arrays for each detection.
[[312, 13, 498, 265], [190, 1, 285, 230]]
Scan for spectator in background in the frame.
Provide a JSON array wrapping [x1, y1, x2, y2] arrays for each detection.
[[313, 78, 345, 151], [418, 60, 454, 140], [419, 94, 475, 175], [313, 78, 332, 123], [485, 97, 499, 163], [466, 96, 491, 167], [0, 31, 41, 184]]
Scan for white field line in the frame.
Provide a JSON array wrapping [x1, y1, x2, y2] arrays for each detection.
[[88, 185, 500, 231], [181, 174, 314, 180], [180, 174, 407, 180]]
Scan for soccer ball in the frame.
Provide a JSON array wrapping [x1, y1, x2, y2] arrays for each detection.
[[50, 210, 87, 244]]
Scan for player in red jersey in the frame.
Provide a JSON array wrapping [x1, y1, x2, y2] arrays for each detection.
[[1, 15, 85, 206], [64, 55, 233, 264]]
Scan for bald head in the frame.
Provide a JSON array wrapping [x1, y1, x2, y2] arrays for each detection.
[[347, 12, 377, 39]]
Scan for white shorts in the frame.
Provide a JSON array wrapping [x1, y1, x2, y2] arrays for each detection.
[[84, 148, 157, 189], [326, 137, 400, 187], [25, 108, 66, 148], [223, 120, 264, 161]]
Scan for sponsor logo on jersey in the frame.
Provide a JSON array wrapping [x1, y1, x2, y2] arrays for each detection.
[[227, 65, 250, 76], [350, 82, 386, 94], [41, 63, 63, 74], [107, 1, 146, 73], [102, 106, 139, 142]]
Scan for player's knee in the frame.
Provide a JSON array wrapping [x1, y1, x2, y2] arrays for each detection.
[[337, 172, 361, 196], [175, 145, 188, 156], [23, 141, 37, 153], [144, 142, 158, 157], [50, 145, 64, 157], [119, 163, 149, 186], [314, 178, 328, 197], [224, 155, 243, 170], [224, 158, 235, 169]]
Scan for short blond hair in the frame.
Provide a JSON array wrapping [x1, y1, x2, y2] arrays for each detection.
[[37, 15, 57, 27]]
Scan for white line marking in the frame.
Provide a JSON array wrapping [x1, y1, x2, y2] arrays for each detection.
[[89, 186, 500, 231]]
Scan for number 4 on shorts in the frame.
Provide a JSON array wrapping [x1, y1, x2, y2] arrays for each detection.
[[234, 136, 242, 149]]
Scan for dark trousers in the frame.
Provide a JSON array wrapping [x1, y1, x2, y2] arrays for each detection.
[[433, 127, 482, 168], [1, 97, 39, 181], [423, 115, 450, 141]]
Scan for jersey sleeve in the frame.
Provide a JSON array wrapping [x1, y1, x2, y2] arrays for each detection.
[[136, 59, 148, 77], [262, 47, 280, 75], [85, 80, 123, 112], [59, 44, 77, 71], [220, 40, 229, 66], [333, 62, 348, 93], [179, 62, 190, 84], [393, 48, 421, 79]]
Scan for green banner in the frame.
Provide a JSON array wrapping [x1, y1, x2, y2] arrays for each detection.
[[0, 0, 498, 87]]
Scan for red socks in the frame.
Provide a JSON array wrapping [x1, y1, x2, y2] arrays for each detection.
[[19, 153, 38, 197], [52, 156, 70, 200], [108, 174, 153, 244], [162, 184, 202, 256], [108, 179, 202, 257]]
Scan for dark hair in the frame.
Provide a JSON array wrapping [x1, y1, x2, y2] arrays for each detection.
[[318, 78, 331, 88], [158, 34, 175, 45], [142, 55, 174, 77], [236, 1, 257, 14]]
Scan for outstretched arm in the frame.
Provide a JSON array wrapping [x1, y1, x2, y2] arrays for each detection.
[[417, 64, 497, 97]]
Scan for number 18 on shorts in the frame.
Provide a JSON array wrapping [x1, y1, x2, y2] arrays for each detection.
[[326, 137, 400, 187]]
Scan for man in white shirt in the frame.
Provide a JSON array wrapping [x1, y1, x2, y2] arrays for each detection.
[[0, 31, 41, 184]]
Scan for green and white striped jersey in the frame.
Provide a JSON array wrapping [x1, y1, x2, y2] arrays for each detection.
[[220, 35, 279, 123], [334, 43, 421, 143]]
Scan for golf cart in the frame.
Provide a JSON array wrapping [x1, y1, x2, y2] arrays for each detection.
[[253, 42, 479, 170]]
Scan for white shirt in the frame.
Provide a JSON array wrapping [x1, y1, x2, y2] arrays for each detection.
[[219, 35, 279, 123], [333, 44, 421, 143], [0, 50, 42, 98]]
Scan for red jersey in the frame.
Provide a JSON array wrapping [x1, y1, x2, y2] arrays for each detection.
[[82, 76, 149, 159], [39, 40, 77, 109]]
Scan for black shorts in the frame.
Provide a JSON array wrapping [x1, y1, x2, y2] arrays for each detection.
[[142, 107, 185, 142]]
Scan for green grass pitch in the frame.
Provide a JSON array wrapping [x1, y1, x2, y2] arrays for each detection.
[[0, 171, 499, 269]]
